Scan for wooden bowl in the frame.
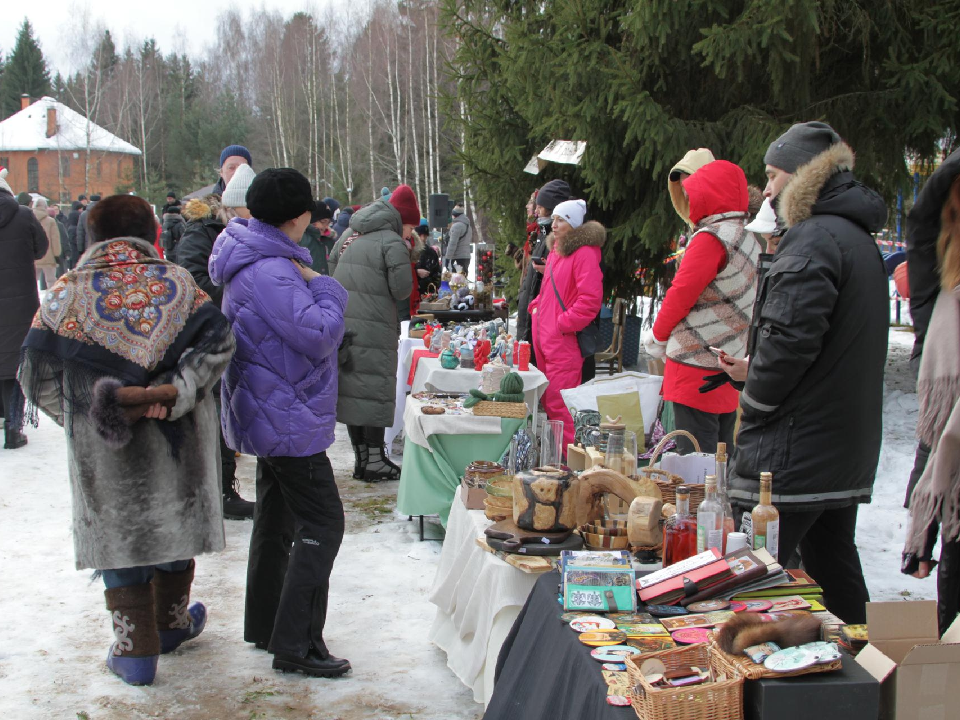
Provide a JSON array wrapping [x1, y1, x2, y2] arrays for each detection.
[[583, 531, 630, 550], [485, 477, 514, 498]]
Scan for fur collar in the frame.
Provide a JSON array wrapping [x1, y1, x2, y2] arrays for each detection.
[[554, 220, 606, 258], [182, 195, 223, 222], [779, 142, 855, 228]]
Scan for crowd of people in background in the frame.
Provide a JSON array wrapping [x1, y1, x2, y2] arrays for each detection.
[[4, 118, 960, 688]]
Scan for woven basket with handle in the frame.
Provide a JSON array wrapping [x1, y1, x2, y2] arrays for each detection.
[[625, 643, 743, 720], [707, 634, 841, 680], [638, 430, 706, 513]]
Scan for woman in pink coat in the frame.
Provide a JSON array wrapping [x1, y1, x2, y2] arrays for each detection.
[[529, 199, 605, 450]]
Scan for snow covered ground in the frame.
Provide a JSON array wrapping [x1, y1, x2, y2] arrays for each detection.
[[0, 326, 934, 719]]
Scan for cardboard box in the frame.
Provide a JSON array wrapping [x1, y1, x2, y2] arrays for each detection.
[[855, 601, 960, 720], [744, 651, 879, 720], [460, 477, 487, 510]]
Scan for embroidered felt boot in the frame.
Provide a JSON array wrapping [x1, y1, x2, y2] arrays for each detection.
[[104, 583, 160, 685], [346, 425, 368, 480], [153, 560, 207, 654], [362, 426, 400, 481]]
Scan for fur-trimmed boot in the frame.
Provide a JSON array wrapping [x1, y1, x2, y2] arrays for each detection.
[[153, 560, 207, 654], [346, 425, 368, 480], [104, 583, 160, 685]]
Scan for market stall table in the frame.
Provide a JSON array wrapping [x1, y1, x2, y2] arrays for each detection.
[[428, 486, 549, 705], [385, 322, 431, 454], [410, 357, 549, 426], [485, 571, 880, 720], [396, 397, 524, 527]]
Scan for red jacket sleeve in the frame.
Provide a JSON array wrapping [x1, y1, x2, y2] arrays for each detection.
[[652, 233, 727, 341]]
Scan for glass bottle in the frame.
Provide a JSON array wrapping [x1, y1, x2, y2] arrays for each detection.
[[715, 443, 735, 552], [663, 486, 698, 567], [751, 472, 781, 560], [697, 475, 724, 554]]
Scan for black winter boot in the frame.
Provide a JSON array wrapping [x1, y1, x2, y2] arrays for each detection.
[[3, 421, 27, 450], [363, 426, 400, 481], [223, 477, 255, 520], [346, 425, 368, 480]]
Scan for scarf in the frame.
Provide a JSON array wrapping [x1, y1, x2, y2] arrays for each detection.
[[20, 237, 211, 431], [906, 287, 960, 553]]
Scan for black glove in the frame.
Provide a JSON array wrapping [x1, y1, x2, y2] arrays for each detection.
[[338, 329, 357, 369], [699, 372, 744, 394]]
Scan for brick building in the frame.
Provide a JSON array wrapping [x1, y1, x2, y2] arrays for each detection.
[[0, 95, 141, 203]]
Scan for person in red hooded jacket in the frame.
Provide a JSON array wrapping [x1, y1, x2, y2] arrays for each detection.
[[642, 160, 762, 454], [529, 199, 605, 450]]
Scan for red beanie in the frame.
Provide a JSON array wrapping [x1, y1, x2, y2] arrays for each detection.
[[389, 184, 420, 226]]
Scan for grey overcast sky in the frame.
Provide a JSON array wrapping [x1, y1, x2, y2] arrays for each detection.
[[2, 1, 340, 76]]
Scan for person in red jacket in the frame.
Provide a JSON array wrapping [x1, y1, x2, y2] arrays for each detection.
[[642, 160, 761, 454], [529, 199, 605, 450]]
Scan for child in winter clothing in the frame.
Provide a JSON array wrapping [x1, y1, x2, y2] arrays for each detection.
[[209, 168, 351, 678]]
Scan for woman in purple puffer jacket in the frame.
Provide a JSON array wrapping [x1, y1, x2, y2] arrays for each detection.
[[208, 168, 352, 678]]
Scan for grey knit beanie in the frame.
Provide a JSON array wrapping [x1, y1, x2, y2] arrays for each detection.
[[764, 121, 841, 174]]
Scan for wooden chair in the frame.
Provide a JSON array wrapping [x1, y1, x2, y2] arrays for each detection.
[[594, 298, 627, 375]]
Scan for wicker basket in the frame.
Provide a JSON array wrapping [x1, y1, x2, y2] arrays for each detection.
[[639, 430, 706, 513], [707, 635, 842, 680], [464, 460, 504, 489], [419, 300, 451, 312], [625, 643, 743, 720], [408, 327, 426, 339], [471, 401, 528, 418]]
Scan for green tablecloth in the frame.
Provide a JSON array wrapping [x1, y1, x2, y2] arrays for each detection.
[[396, 417, 525, 526]]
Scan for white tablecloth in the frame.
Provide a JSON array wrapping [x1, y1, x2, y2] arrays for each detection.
[[403, 396, 506, 451], [385, 323, 427, 454], [428, 486, 540, 705]]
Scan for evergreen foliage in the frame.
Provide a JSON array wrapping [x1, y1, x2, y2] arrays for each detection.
[[0, 19, 52, 119], [442, 0, 960, 303]]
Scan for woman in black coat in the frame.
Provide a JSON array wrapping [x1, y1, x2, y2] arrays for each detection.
[[0, 171, 48, 448]]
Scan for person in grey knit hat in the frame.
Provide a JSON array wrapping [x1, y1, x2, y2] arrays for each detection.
[[762, 121, 842, 206]]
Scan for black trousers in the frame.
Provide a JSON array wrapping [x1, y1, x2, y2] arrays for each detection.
[[1, 379, 25, 426], [213, 385, 236, 491], [734, 502, 869, 624], [671, 402, 736, 455], [244, 452, 344, 657]]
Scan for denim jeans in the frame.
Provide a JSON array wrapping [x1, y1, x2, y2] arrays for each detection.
[[102, 559, 193, 589]]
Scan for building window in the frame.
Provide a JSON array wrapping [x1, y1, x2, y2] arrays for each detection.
[[27, 157, 39, 192], [96, 158, 102, 180], [60, 155, 71, 178]]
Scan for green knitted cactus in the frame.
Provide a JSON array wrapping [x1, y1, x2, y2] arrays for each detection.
[[463, 388, 489, 408], [493, 372, 525, 403]]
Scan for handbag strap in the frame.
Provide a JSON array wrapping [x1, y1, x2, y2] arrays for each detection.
[[549, 265, 568, 312]]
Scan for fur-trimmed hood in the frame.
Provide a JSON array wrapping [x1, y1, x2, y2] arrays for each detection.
[[182, 195, 223, 223], [553, 220, 606, 258], [778, 142, 887, 233]]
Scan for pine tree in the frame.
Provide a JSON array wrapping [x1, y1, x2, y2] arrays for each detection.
[[0, 19, 52, 119], [443, 0, 960, 304]]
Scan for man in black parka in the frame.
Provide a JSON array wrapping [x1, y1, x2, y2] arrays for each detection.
[[728, 122, 889, 624]]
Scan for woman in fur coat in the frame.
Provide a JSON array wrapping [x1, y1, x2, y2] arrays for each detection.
[[18, 195, 235, 686], [527, 199, 604, 450]]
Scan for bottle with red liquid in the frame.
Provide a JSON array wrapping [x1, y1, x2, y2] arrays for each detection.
[[663, 486, 697, 567]]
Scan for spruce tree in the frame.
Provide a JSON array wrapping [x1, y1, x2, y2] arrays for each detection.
[[442, 0, 960, 304], [0, 19, 52, 119]]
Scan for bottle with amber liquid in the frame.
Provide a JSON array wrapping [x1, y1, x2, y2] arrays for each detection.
[[715, 443, 735, 552], [663, 486, 698, 567], [751, 472, 780, 560]]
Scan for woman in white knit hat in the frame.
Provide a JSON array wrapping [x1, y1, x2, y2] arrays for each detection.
[[220, 163, 256, 223], [527, 198, 605, 450]]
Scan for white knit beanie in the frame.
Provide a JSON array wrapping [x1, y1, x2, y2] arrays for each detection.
[[744, 197, 778, 234], [0, 167, 12, 196], [222, 164, 256, 208], [553, 199, 587, 229]]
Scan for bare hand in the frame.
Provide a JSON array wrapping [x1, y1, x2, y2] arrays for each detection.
[[145, 403, 169, 420], [913, 560, 932, 579], [293, 260, 320, 282], [416, 268, 429, 278], [719, 354, 749, 382]]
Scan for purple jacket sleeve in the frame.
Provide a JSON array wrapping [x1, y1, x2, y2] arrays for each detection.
[[248, 259, 348, 361]]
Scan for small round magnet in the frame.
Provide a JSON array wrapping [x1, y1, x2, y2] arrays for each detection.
[[569, 615, 616, 632], [560, 611, 594, 623], [602, 662, 627, 671], [764, 647, 818, 672], [639, 658, 667, 678], [579, 629, 628, 647], [687, 599, 730, 613], [671, 628, 711, 645], [728, 601, 748, 613], [606, 695, 631, 706], [741, 599, 773, 613], [590, 645, 638, 662]]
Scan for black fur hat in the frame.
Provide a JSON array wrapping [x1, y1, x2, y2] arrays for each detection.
[[87, 195, 158, 245]]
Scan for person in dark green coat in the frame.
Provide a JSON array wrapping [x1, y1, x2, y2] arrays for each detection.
[[299, 201, 337, 275], [329, 186, 419, 481]]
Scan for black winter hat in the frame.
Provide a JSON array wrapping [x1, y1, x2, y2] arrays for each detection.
[[246, 168, 314, 225], [311, 200, 333, 223], [166, 191, 177, 200], [90, 194, 102, 201], [536, 179, 571, 214]]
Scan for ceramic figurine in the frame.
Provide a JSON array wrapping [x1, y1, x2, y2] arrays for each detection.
[[440, 348, 459, 369], [474, 339, 492, 372]]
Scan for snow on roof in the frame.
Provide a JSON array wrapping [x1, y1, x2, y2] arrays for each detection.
[[0, 97, 141, 156]]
